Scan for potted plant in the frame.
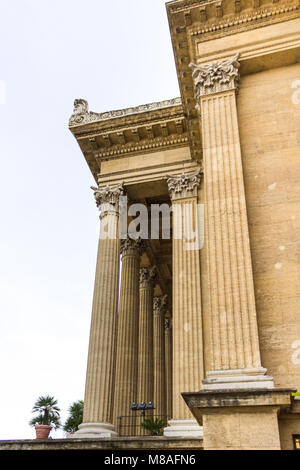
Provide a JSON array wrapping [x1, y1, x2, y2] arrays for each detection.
[[63, 400, 84, 437], [142, 418, 165, 436], [29, 395, 61, 439]]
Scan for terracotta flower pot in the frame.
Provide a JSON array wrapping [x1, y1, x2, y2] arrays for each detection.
[[35, 425, 52, 440]]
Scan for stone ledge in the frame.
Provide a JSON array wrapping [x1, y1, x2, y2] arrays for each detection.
[[182, 388, 295, 419], [0, 437, 203, 451]]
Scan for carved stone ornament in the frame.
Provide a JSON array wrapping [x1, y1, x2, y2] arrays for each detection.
[[120, 237, 144, 256], [153, 295, 168, 316], [140, 266, 157, 288], [69, 99, 90, 125], [167, 168, 203, 200], [91, 183, 125, 209], [164, 318, 172, 332], [189, 53, 241, 99], [69, 97, 182, 127]]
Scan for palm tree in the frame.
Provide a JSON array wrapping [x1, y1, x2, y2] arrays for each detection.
[[63, 400, 84, 434], [142, 418, 165, 436], [29, 395, 61, 430]]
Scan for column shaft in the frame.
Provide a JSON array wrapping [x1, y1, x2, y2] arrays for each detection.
[[153, 296, 167, 418], [137, 267, 156, 404], [165, 319, 173, 420], [114, 238, 141, 430], [171, 195, 204, 420], [84, 213, 120, 424], [78, 183, 124, 437]]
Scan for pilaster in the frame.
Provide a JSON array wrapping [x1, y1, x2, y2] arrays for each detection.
[[190, 53, 274, 390]]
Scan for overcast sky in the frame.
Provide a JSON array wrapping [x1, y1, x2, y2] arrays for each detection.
[[0, 0, 179, 439]]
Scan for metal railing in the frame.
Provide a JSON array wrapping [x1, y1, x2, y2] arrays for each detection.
[[117, 413, 169, 437]]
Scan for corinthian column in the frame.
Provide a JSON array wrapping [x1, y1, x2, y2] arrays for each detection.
[[75, 183, 124, 438], [164, 318, 173, 420], [164, 170, 204, 438], [113, 237, 143, 431], [137, 267, 157, 405], [153, 296, 168, 419], [190, 54, 274, 389]]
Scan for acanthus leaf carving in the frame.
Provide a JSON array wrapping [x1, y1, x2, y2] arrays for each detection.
[[140, 266, 157, 287], [91, 183, 125, 209], [167, 168, 203, 200], [165, 318, 172, 332], [153, 295, 168, 316], [120, 237, 144, 256], [190, 53, 241, 99]]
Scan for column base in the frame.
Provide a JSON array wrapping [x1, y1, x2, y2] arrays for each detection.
[[203, 368, 274, 390], [164, 420, 203, 438], [71, 423, 118, 439], [182, 388, 294, 450]]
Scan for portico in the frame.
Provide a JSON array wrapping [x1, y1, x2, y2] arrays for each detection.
[[68, 0, 300, 450]]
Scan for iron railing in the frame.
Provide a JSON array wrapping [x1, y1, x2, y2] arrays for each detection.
[[117, 413, 169, 437]]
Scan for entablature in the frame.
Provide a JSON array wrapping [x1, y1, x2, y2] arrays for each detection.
[[69, 98, 192, 181]]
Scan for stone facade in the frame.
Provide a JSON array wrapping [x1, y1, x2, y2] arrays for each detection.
[[67, 0, 300, 450]]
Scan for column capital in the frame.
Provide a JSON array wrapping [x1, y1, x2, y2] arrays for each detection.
[[153, 295, 168, 316], [140, 266, 157, 288], [120, 237, 144, 257], [91, 183, 125, 213], [164, 317, 172, 333], [190, 53, 240, 99], [167, 168, 203, 200]]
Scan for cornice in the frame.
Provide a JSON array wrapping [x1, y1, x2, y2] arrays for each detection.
[[70, 100, 191, 180], [190, 2, 300, 39], [69, 98, 182, 128]]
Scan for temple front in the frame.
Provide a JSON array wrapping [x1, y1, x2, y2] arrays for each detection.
[[68, 0, 300, 451]]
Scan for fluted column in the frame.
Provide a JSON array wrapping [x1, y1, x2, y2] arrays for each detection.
[[165, 318, 173, 420], [153, 296, 167, 418], [75, 183, 124, 438], [137, 267, 157, 404], [164, 170, 204, 438], [113, 237, 142, 431], [190, 54, 274, 389]]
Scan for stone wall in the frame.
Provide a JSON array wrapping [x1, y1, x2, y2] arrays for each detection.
[[238, 63, 300, 391]]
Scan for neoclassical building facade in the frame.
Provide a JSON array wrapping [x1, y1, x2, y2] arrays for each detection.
[[69, 0, 300, 450]]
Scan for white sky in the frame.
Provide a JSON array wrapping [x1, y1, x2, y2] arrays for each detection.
[[0, 0, 179, 439]]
